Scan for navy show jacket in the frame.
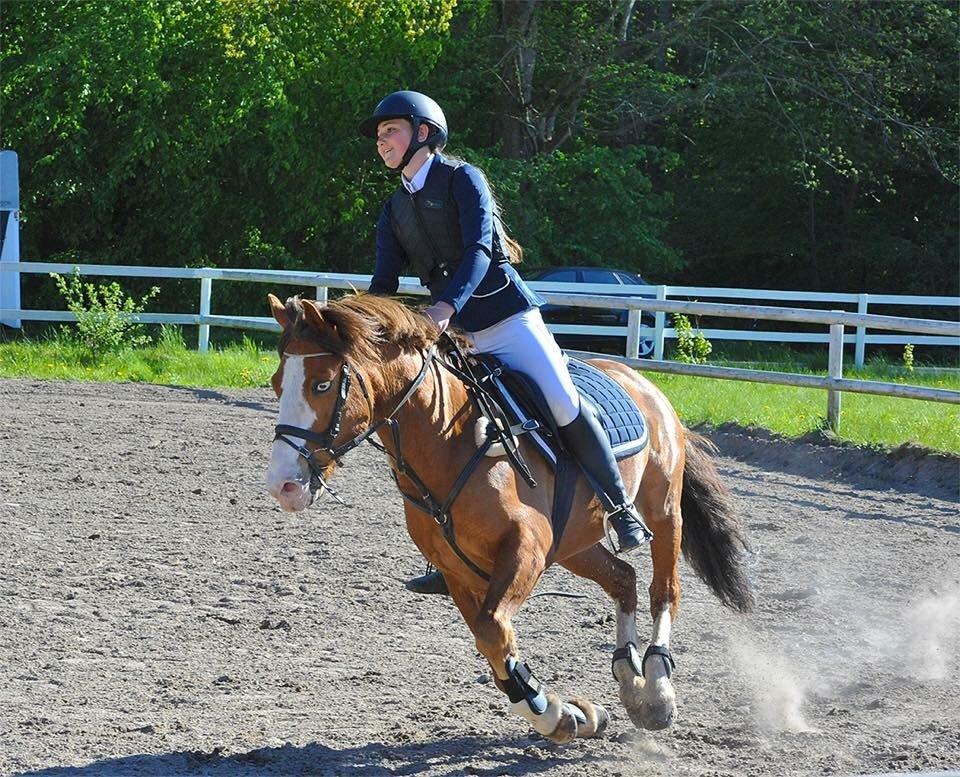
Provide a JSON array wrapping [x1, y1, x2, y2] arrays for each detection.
[[370, 154, 543, 333]]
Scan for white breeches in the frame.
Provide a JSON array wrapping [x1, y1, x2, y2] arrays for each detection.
[[467, 307, 581, 426]]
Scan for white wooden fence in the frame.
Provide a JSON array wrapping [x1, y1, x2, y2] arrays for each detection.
[[1, 262, 958, 430], [532, 280, 957, 366]]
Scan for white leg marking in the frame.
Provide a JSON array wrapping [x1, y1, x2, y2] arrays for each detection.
[[645, 606, 674, 683], [613, 603, 642, 684], [616, 603, 639, 648], [510, 693, 564, 736], [651, 606, 672, 648], [266, 357, 316, 504]]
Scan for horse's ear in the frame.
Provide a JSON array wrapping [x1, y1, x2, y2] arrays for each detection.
[[303, 299, 360, 352], [268, 294, 291, 329], [303, 298, 327, 331]]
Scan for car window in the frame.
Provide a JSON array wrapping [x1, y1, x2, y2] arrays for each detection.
[[541, 269, 578, 283], [582, 269, 618, 284], [615, 271, 643, 285]]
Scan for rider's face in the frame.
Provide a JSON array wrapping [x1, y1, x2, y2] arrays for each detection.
[[376, 119, 413, 170]]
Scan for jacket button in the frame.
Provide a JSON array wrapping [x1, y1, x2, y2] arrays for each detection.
[[443, 270, 449, 277]]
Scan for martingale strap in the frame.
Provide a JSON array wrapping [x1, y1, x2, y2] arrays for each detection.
[[371, 412, 495, 582]]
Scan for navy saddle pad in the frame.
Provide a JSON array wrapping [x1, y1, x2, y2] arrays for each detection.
[[480, 356, 648, 462], [567, 359, 648, 457]]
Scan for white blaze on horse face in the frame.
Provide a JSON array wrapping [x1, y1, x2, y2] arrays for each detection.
[[266, 356, 317, 509]]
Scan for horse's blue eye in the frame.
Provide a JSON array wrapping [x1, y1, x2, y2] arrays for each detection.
[[312, 380, 331, 394]]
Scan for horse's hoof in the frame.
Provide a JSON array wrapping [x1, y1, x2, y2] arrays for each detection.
[[545, 704, 578, 744], [627, 701, 677, 731], [566, 697, 610, 738]]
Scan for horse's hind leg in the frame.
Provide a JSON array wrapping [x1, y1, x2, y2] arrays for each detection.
[[451, 527, 609, 744], [561, 534, 680, 731]]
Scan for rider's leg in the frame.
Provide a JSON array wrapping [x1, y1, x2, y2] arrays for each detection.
[[558, 402, 653, 553], [470, 307, 652, 554]]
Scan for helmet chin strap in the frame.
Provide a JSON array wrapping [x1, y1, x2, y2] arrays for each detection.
[[395, 118, 429, 174]]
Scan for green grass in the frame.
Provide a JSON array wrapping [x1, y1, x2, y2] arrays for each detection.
[[1, 328, 958, 454], [0, 327, 275, 388], [646, 366, 960, 454]]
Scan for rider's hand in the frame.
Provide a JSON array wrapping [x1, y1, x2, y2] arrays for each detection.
[[424, 301, 455, 334]]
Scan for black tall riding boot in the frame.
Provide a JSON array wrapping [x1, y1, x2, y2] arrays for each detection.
[[559, 405, 653, 554]]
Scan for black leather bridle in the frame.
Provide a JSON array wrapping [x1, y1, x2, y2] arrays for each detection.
[[272, 346, 436, 504], [270, 339, 536, 583]]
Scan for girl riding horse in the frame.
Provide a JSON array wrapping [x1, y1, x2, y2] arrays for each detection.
[[360, 91, 653, 572], [263, 91, 753, 743]]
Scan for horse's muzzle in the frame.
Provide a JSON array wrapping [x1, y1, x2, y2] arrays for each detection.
[[268, 478, 316, 512]]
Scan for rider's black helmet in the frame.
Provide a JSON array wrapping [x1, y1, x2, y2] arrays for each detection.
[[359, 91, 448, 170]]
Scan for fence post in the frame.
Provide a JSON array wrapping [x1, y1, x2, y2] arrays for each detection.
[[626, 308, 641, 359], [827, 321, 844, 431], [315, 285, 328, 305], [198, 277, 212, 353], [855, 293, 868, 368], [653, 285, 667, 360]]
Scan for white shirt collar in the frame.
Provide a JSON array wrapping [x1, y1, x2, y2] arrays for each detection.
[[401, 153, 436, 194]]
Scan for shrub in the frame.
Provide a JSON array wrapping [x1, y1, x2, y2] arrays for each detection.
[[903, 343, 915, 372], [51, 269, 160, 360], [673, 313, 712, 364]]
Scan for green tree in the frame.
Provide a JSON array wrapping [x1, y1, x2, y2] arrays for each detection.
[[2, 0, 455, 308]]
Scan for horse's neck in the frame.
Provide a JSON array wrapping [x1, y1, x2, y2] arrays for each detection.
[[374, 349, 473, 452]]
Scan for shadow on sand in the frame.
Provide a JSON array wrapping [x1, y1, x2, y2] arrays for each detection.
[[166, 385, 276, 414], [14, 734, 618, 777]]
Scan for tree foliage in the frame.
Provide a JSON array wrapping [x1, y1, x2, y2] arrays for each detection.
[[2, 0, 455, 297], [1, 0, 955, 315]]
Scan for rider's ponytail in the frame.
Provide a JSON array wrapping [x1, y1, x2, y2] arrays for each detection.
[[445, 152, 524, 265]]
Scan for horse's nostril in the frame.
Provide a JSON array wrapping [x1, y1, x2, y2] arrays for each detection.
[[280, 481, 301, 495]]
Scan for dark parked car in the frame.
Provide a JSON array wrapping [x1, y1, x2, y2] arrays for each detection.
[[520, 266, 657, 356]]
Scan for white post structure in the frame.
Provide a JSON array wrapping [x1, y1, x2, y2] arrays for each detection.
[[315, 285, 328, 304], [0, 150, 20, 328], [855, 293, 868, 367], [198, 277, 212, 353], [827, 321, 844, 431], [653, 285, 667, 360], [626, 308, 641, 359]]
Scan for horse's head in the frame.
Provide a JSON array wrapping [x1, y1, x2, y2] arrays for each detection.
[[264, 293, 380, 512]]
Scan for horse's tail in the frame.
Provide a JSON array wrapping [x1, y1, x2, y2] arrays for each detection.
[[680, 430, 754, 613]]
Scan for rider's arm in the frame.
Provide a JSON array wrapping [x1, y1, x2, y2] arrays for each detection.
[[436, 165, 493, 313], [370, 201, 406, 295]]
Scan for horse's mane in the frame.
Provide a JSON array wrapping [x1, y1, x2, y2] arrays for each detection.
[[278, 293, 441, 365]]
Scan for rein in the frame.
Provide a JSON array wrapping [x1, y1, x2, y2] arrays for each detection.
[[272, 342, 495, 581]]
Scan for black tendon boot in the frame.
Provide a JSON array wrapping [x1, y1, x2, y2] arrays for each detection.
[[559, 406, 654, 554]]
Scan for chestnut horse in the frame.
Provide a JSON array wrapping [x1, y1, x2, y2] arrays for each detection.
[[265, 293, 753, 743]]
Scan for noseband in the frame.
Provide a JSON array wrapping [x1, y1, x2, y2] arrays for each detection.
[[273, 347, 436, 502]]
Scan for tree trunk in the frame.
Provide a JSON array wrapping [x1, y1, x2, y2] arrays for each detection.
[[654, 0, 673, 72], [495, 0, 539, 159]]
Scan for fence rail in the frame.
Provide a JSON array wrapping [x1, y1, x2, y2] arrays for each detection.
[[2, 262, 958, 429]]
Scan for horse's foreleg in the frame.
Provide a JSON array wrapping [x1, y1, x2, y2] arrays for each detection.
[[462, 528, 607, 743]]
